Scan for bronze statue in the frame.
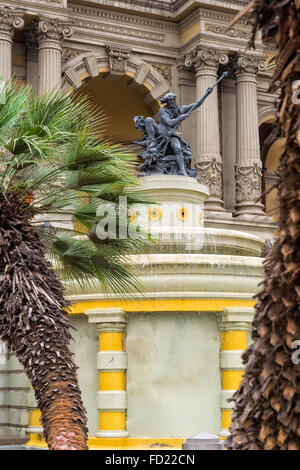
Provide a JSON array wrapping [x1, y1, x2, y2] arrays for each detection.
[[133, 71, 228, 178]]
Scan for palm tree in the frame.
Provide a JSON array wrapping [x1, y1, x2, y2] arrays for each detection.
[[0, 80, 148, 450], [226, 0, 300, 450]]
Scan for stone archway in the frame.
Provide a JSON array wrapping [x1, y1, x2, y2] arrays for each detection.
[[61, 49, 170, 107]]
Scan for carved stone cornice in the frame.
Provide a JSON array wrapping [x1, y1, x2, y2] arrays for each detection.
[[234, 53, 267, 77], [37, 17, 74, 44], [105, 44, 131, 75], [0, 6, 24, 38], [185, 47, 229, 74]]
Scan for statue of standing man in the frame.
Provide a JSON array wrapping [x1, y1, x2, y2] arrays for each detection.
[[133, 71, 228, 178]]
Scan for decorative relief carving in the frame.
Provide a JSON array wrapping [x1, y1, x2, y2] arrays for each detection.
[[37, 18, 74, 43], [205, 23, 250, 40], [105, 44, 131, 74], [149, 63, 172, 85], [196, 156, 223, 199], [62, 48, 85, 63], [236, 160, 262, 203], [234, 54, 267, 76], [0, 6, 24, 35], [74, 19, 165, 43]]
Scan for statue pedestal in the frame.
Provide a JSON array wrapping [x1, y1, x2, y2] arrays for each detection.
[[131, 175, 209, 250]]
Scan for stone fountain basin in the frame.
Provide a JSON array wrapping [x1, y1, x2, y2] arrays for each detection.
[[66, 253, 264, 300], [147, 227, 265, 257], [130, 253, 264, 296]]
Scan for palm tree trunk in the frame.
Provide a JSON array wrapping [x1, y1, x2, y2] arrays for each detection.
[[226, 0, 300, 450], [0, 193, 88, 450]]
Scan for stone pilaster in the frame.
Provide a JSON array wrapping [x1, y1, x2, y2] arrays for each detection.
[[217, 308, 254, 439], [234, 54, 266, 218], [37, 17, 73, 94], [86, 308, 128, 438], [0, 7, 24, 81], [186, 47, 228, 213]]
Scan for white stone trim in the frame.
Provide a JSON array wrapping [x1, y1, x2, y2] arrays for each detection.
[[220, 350, 244, 370], [85, 308, 126, 324], [96, 429, 128, 438], [97, 351, 127, 370], [97, 391, 127, 410], [221, 307, 255, 326], [26, 426, 43, 434], [220, 390, 235, 410]]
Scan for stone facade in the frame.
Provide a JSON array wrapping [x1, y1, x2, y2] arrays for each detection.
[[1, 0, 280, 448]]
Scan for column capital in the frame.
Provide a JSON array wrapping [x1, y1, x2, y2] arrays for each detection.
[[186, 46, 229, 75], [85, 308, 127, 330], [233, 53, 266, 78], [217, 307, 255, 331], [0, 6, 24, 38], [37, 17, 73, 44]]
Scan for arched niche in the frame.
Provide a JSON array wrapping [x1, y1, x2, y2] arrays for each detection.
[[61, 52, 170, 144]]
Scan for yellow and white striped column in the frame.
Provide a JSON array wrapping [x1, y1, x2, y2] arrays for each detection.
[[86, 308, 128, 438], [217, 307, 254, 439]]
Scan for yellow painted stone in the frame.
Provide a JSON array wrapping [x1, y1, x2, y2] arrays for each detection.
[[180, 22, 201, 45], [26, 435, 185, 450], [99, 411, 126, 431], [222, 410, 232, 429], [71, 299, 256, 314], [148, 207, 163, 222], [99, 371, 126, 391], [99, 332, 124, 351], [221, 330, 247, 351], [29, 409, 41, 427], [222, 370, 244, 390], [177, 207, 190, 222]]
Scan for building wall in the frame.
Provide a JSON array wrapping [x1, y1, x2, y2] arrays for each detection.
[[126, 311, 221, 437]]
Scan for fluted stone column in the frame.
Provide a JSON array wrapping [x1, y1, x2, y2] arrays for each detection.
[[0, 7, 24, 81], [37, 18, 73, 94], [187, 47, 228, 213], [234, 54, 266, 217]]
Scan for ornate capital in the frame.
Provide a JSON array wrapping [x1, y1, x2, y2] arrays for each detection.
[[186, 47, 229, 74], [234, 54, 266, 77], [37, 17, 74, 44], [105, 44, 131, 75], [235, 160, 262, 203], [0, 6, 24, 37]]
